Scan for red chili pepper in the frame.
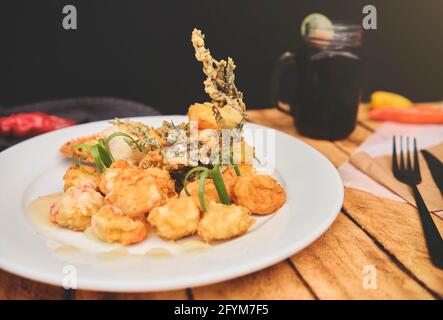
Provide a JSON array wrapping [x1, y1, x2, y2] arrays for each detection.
[[0, 112, 76, 137], [368, 106, 443, 124]]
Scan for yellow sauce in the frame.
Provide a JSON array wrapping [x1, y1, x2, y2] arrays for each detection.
[[54, 244, 79, 254], [27, 193, 213, 260], [96, 248, 128, 261], [83, 226, 101, 243], [179, 240, 212, 252], [27, 193, 63, 228], [145, 247, 172, 258]]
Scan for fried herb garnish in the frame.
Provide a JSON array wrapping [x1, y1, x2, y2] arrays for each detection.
[[191, 29, 246, 127]]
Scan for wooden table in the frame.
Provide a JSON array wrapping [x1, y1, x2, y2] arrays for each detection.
[[1, 106, 442, 300]]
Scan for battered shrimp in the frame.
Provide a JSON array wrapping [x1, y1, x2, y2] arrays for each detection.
[[181, 167, 240, 210], [51, 186, 105, 231], [197, 202, 254, 242], [105, 166, 162, 217], [63, 165, 99, 191], [222, 166, 240, 194], [91, 205, 148, 245], [233, 174, 286, 215], [181, 178, 221, 210], [98, 160, 130, 195], [144, 167, 176, 200], [148, 196, 200, 240]]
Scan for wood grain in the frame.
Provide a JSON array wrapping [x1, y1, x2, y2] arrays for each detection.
[[344, 188, 443, 297], [247, 109, 348, 167], [247, 108, 437, 300], [290, 213, 433, 300], [74, 289, 188, 300], [192, 261, 315, 300], [2, 106, 439, 300], [332, 107, 443, 297], [334, 125, 373, 154], [0, 269, 64, 300]]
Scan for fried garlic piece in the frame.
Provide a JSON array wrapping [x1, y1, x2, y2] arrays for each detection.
[[148, 196, 200, 240], [233, 174, 286, 215], [188, 102, 219, 130], [197, 202, 254, 242], [91, 205, 148, 245], [101, 124, 145, 166]]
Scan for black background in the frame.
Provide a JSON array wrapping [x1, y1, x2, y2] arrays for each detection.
[[2, 0, 443, 114]]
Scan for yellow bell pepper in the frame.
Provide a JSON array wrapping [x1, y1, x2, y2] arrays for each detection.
[[370, 91, 413, 109]]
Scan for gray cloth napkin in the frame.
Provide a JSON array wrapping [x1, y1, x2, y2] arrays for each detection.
[[0, 97, 161, 151]]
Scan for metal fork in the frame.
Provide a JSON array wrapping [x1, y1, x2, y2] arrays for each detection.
[[392, 136, 443, 269]]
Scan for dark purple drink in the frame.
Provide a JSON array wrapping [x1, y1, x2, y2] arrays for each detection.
[[272, 23, 363, 140]]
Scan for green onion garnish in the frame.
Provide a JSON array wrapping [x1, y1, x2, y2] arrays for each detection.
[[210, 164, 231, 205], [72, 132, 140, 173], [198, 170, 209, 212], [183, 164, 237, 212]]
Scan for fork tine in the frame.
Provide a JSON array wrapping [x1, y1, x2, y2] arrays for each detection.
[[400, 136, 405, 171], [406, 137, 412, 172], [392, 136, 399, 174], [413, 137, 421, 179]]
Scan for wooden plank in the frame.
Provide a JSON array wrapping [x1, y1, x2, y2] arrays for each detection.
[[247, 109, 349, 167], [248, 108, 436, 299], [2, 107, 432, 300], [334, 125, 373, 154], [344, 188, 443, 297], [192, 261, 315, 300], [290, 213, 433, 299], [333, 110, 443, 297], [0, 269, 64, 300], [74, 289, 188, 300]]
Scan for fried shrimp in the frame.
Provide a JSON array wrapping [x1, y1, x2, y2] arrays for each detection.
[[51, 186, 105, 231], [91, 205, 148, 245], [197, 202, 254, 242], [63, 165, 99, 191], [181, 178, 221, 210], [98, 160, 130, 195], [233, 174, 286, 215], [49, 29, 287, 247], [148, 196, 200, 240], [222, 166, 240, 194], [144, 167, 176, 200], [181, 167, 240, 210], [105, 166, 162, 217]]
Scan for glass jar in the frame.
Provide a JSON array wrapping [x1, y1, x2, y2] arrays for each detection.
[[272, 23, 363, 140]]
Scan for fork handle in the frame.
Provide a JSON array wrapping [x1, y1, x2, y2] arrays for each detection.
[[412, 185, 443, 269]]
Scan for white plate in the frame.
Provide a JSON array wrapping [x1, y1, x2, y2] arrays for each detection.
[[0, 116, 343, 292]]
